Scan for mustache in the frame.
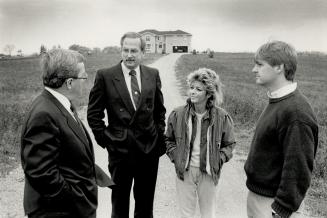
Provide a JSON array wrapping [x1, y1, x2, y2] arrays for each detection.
[[126, 58, 135, 61]]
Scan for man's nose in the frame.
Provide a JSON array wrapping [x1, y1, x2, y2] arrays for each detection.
[[127, 51, 133, 56], [252, 66, 257, 73]]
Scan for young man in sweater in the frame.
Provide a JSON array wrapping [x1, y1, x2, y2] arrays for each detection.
[[244, 41, 318, 218]]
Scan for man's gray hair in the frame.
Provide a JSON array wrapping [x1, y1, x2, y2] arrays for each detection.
[[41, 49, 85, 88]]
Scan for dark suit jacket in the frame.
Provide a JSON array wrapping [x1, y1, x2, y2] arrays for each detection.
[[87, 63, 166, 156], [21, 90, 110, 218]]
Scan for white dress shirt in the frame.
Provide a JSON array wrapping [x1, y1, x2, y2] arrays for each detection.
[[121, 62, 142, 110], [45, 87, 76, 120], [268, 82, 297, 99]]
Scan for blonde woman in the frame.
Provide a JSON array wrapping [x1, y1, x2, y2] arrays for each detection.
[[166, 68, 236, 218]]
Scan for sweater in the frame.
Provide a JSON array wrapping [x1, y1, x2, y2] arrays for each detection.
[[244, 89, 318, 218]]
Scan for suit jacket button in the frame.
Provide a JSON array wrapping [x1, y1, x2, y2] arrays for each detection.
[[119, 108, 124, 112]]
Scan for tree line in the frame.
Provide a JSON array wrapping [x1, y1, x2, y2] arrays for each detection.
[[40, 44, 120, 55]]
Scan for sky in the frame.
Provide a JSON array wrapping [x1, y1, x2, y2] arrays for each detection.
[[0, 0, 327, 55]]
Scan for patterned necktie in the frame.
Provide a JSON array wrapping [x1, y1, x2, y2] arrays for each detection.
[[129, 70, 140, 108]]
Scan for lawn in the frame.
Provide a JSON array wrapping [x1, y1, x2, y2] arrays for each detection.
[[174, 52, 327, 217], [0, 52, 163, 174]]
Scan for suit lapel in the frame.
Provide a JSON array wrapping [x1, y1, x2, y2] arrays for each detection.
[[112, 64, 135, 115], [42, 90, 93, 158]]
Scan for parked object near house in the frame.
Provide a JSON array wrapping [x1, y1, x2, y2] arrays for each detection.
[[139, 29, 192, 54]]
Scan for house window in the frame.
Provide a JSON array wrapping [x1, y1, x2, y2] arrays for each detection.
[[146, 36, 150, 41], [159, 44, 162, 48], [157, 36, 160, 40], [146, 44, 151, 49]]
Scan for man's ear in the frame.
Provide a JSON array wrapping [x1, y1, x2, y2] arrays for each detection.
[[66, 78, 73, 90], [274, 64, 284, 74]]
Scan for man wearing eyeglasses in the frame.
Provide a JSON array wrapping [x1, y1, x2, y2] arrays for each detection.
[[21, 48, 112, 218]]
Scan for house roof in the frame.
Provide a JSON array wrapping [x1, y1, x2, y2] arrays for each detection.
[[139, 29, 192, 36]]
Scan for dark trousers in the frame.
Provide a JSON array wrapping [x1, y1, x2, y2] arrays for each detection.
[[28, 209, 78, 218], [109, 148, 159, 218]]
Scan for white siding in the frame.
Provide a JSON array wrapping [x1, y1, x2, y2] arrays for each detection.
[[140, 31, 192, 53]]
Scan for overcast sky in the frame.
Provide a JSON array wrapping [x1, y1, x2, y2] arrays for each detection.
[[1, 0, 326, 54]]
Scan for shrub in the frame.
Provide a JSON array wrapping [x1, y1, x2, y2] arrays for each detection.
[[208, 50, 214, 58]]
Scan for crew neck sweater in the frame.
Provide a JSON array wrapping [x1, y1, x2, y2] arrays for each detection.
[[244, 89, 318, 217]]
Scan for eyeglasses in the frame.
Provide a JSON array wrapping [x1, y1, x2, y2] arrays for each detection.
[[73, 77, 87, 80], [68, 76, 87, 81]]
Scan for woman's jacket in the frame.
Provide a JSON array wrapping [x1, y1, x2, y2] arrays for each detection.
[[165, 100, 236, 185]]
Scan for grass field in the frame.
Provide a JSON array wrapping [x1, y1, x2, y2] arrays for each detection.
[[0, 53, 163, 174], [174, 52, 327, 216]]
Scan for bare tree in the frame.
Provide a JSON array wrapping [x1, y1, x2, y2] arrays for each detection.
[[4, 44, 15, 56], [40, 45, 47, 54]]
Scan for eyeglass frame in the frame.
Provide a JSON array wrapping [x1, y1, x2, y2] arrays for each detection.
[[65, 76, 88, 81], [72, 77, 87, 80]]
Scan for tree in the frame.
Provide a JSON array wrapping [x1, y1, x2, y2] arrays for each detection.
[[69, 44, 91, 55], [102, 46, 120, 54], [40, 45, 47, 55], [4, 44, 15, 56], [208, 50, 214, 58]]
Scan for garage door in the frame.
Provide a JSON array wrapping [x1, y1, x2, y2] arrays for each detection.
[[173, 46, 188, 53]]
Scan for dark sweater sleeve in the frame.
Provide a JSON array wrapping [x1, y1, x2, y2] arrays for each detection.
[[272, 121, 316, 217]]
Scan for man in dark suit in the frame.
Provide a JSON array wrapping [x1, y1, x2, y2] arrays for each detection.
[[87, 32, 166, 218], [21, 49, 112, 218]]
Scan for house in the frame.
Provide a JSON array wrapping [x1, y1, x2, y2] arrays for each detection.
[[139, 29, 192, 54]]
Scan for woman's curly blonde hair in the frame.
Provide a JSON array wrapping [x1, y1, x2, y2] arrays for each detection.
[[187, 68, 224, 108]]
